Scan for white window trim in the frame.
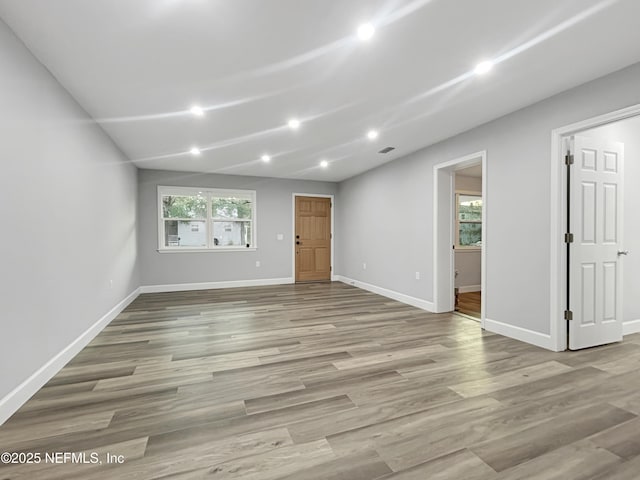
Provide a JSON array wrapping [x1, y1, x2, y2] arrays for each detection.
[[157, 185, 257, 252], [455, 190, 482, 251]]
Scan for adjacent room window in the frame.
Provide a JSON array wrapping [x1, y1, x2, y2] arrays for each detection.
[[456, 193, 482, 248], [158, 186, 256, 251]]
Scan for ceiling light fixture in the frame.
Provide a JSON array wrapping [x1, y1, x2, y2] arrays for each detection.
[[367, 129, 379, 140], [190, 147, 201, 156], [190, 105, 204, 117], [288, 118, 301, 130], [474, 60, 493, 75], [320, 160, 329, 168], [261, 154, 271, 163], [357, 23, 375, 41]]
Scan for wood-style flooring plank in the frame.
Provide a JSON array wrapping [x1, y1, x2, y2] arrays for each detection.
[[160, 439, 336, 480], [2, 283, 640, 480], [447, 360, 573, 397], [495, 439, 622, 480], [378, 448, 497, 480], [470, 403, 636, 472]]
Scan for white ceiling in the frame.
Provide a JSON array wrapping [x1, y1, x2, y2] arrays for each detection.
[[456, 164, 482, 178], [1, 0, 639, 182]]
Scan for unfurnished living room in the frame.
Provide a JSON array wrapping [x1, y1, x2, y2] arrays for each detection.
[[2, 1, 640, 479]]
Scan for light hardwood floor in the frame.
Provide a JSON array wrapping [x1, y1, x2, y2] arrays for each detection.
[[456, 291, 482, 319], [1, 282, 640, 479]]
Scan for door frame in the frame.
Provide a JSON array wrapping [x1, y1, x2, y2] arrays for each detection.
[[433, 150, 487, 329], [291, 193, 335, 282], [549, 103, 640, 351]]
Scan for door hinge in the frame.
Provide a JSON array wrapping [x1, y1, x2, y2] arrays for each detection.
[[330, 266, 332, 271], [564, 310, 573, 321], [564, 233, 574, 243], [565, 153, 574, 165], [330, 233, 332, 239]]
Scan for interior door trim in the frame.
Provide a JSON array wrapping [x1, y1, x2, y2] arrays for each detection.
[[550, 103, 640, 352]]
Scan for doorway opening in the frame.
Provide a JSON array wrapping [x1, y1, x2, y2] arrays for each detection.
[[454, 165, 483, 320], [551, 104, 640, 350], [433, 151, 487, 329], [292, 194, 334, 283]]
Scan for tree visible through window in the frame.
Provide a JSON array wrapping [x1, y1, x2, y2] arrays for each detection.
[[457, 194, 482, 248], [211, 197, 253, 247], [158, 187, 256, 250]]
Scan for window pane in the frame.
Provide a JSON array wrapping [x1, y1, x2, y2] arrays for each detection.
[[213, 221, 251, 247], [162, 194, 207, 219], [459, 195, 482, 221], [164, 220, 206, 247], [459, 222, 482, 247], [212, 197, 252, 220]]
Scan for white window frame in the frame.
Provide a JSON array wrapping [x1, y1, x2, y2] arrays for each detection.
[[157, 185, 257, 253], [455, 191, 482, 251]]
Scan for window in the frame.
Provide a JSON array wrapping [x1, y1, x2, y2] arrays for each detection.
[[158, 186, 256, 251], [456, 193, 482, 248]]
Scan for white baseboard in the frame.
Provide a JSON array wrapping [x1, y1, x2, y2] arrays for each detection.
[[139, 277, 294, 294], [624, 319, 640, 336], [457, 285, 481, 293], [335, 275, 435, 312], [0, 288, 141, 426], [484, 317, 555, 351]]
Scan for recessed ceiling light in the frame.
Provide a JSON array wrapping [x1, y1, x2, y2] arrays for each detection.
[[190, 147, 201, 156], [261, 154, 271, 163], [367, 129, 379, 140], [474, 60, 493, 75], [357, 23, 375, 41], [288, 119, 301, 130], [320, 160, 329, 168], [190, 105, 204, 117]]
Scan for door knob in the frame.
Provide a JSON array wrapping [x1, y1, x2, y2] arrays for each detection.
[[617, 250, 629, 256]]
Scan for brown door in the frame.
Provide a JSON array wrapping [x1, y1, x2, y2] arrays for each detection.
[[295, 196, 331, 282]]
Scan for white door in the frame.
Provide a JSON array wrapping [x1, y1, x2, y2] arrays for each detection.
[[569, 135, 624, 350]]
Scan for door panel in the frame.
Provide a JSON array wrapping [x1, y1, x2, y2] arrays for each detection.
[[569, 136, 624, 349], [295, 196, 331, 282], [603, 262, 617, 321], [580, 263, 596, 325]]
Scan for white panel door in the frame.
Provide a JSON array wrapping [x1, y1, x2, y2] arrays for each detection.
[[569, 135, 624, 350]]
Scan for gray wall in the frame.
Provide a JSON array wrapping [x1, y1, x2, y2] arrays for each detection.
[[336, 62, 640, 337], [138, 169, 336, 286], [455, 251, 481, 290], [583, 116, 640, 324], [0, 20, 139, 399]]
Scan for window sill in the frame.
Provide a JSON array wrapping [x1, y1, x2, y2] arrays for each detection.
[[157, 248, 257, 254], [455, 247, 482, 252]]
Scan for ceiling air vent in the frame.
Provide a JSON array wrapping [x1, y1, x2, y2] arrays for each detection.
[[378, 146, 395, 154]]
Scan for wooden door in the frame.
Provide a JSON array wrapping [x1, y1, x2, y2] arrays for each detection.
[[569, 135, 624, 349], [295, 196, 331, 282]]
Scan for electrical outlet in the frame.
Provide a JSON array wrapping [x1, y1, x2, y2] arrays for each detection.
[[363, 262, 367, 270], [276, 233, 284, 240], [415, 272, 420, 280], [109, 279, 114, 288], [256, 261, 261, 267]]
